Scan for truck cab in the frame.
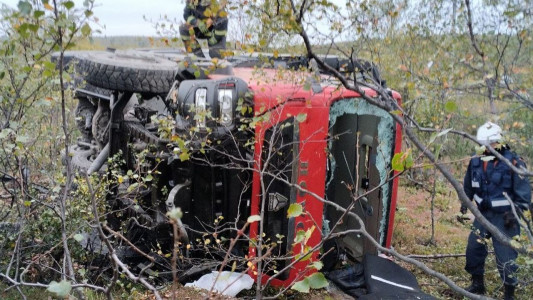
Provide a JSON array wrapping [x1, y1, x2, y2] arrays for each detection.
[[67, 50, 420, 296]]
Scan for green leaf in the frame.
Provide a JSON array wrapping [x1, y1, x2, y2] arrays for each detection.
[[310, 261, 323, 271], [503, 10, 519, 18], [294, 230, 306, 243], [392, 150, 414, 172], [291, 272, 328, 293], [73, 233, 84, 242], [33, 10, 45, 18], [428, 132, 437, 144], [405, 152, 414, 169], [391, 153, 405, 172], [15, 135, 30, 143], [247, 215, 261, 223], [307, 272, 329, 289], [63, 1, 75, 10], [475, 145, 486, 155], [144, 174, 153, 182], [434, 144, 442, 160], [481, 155, 495, 162], [166, 207, 183, 221], [28, 24, 38, 32], [287, 203, 303, 218], [18, 1, 32, 15], [179, 152, 190, 162], [295, 113, 307, 123], [510, 239, 521, 249], [81, 23, 91, 36], [43, 60, 56, 69], [291, 278, 310, 293], [42, 69, 53, 77], [304, 226, 315, 242], [0, 129, 10, 139], [444, 101, 458, 113], [47, 280, 71, 298], [430, 128, 452, 144]]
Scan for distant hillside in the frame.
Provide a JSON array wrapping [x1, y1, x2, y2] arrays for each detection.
[[78, 36, 156, 50]]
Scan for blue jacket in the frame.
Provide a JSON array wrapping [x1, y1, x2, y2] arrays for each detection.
[[463, 149, 531, 213]]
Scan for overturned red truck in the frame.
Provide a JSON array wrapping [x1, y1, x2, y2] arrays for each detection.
[[65, 49, 433, 298]]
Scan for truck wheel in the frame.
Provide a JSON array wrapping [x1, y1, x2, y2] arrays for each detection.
[[78, 50, 178, 94]]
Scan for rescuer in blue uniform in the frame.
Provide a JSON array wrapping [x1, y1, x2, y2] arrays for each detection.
[[462, 122, 531, 300], [179, 0, 228, 59]]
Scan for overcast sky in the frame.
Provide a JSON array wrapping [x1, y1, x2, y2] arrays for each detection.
[[0, 0, 185, 36], [0, 0, 350, 37]]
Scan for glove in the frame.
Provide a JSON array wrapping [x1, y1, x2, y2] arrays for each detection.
[[460, 204, 467, 215], [503, 211, 517, 229], [473, 194, 490, 211], [197, 20, 209, 34], [478, 199, 491, 211]]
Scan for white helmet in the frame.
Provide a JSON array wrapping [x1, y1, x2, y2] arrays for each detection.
[[476, 122, 503, 146]]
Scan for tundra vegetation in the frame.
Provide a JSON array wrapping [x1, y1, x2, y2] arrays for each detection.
[[0, 0, 532, 299]]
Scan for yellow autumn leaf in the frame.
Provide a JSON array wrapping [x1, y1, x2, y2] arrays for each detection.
[[44, 3, 54, 10]]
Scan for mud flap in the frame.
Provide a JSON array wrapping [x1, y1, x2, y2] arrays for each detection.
[[359, 254, 436, 299], [326, 263, 367, 298]]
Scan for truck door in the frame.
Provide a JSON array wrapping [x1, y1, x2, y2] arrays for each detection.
[[325, 98, 396, 261]]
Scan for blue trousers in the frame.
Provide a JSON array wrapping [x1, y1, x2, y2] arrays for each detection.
[[465, 210, 520, 285]]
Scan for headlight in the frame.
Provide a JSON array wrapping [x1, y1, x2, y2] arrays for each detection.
[[176, 78, 247, 134], [195, 88, 207, 128], [218, 88, 233, 126]]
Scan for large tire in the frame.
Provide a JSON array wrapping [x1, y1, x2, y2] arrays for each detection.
[[78, 50, 179, 94]]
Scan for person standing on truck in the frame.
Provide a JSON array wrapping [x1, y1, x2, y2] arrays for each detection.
[[461, 121, 531, 300], [179, 0, 228, 59]]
